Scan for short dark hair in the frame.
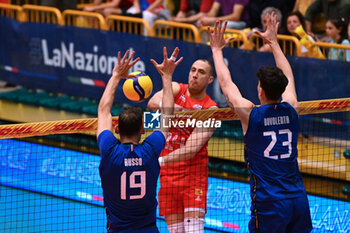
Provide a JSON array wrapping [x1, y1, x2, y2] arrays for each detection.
[[197, 59, 214, 76], [256, 66, 288, 101], [118, 107, 142, 137]]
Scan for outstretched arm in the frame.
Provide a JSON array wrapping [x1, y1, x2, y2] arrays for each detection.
[[97, 50, 140, 138], [256, 13, 299, 112], [209, 21, 254, 134], [160, 111, 218, 166], [150, 47, 183, 139]]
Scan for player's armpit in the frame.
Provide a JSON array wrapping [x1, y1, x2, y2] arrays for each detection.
[[282, 94, 300, 114], [147, 82, 180, 110], [224, 92, 254, 134]]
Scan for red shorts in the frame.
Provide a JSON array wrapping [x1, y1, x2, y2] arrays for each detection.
[[158, 170, 208, 216]]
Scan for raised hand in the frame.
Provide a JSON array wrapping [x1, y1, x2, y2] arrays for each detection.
[[112, 50, 140, 79], [150, 47, 183, 78], [208, 20, 234, 52], [255, 12, 279, 45]]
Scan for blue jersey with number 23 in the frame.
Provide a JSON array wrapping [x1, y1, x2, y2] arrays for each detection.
[[244, 102, 306, 202]]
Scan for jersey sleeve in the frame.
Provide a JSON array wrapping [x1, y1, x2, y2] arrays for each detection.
[[97, 130, 119, 158], [143, 131, 166, 157], [180, 0, 189, 12], [200, 0, 214, 12], [174, 83, 185, 101]]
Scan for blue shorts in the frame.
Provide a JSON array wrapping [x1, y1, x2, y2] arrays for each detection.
[[249, 196, 313, 233]]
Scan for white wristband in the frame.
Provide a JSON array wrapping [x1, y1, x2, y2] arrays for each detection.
[[158, 157, 165, 167]]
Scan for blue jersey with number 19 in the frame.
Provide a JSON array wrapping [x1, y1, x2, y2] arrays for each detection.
[[244, 102, 306, 202], [98, 130, 165, 233]]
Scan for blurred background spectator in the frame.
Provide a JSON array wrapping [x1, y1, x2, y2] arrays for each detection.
[[246, 0, 294, 29], [164, 0, 181, 16], [284, 11, 316, 57], [170, 0, 214, 24], [142, 0, 171, 29], [243, 7, 282, 52], [41, 0, 78, 11], [293, 0, 314, 15], [324, 17, 350, 61], [304, 0, 350, 36], [83, 0, 139, 18], [198, 0, 250, 29]]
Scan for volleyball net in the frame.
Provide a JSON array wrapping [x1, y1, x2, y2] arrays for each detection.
[[0, 98, 350, 232]]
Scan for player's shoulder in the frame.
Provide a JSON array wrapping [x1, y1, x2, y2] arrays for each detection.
[[142, 131, 166, 152], [207, 97, 219, 108], [173, 82, 184, 98], [281, 101, 299, 118], [204, 94, 218, 109], [176, 82, 186, 91]]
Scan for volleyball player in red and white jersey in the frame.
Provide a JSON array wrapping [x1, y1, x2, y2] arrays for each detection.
[[148, 59, 218, 232]]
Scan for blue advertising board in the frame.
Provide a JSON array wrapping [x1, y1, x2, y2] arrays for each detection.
[[1, 139, 349, 232], [1, 16, 350, 108]]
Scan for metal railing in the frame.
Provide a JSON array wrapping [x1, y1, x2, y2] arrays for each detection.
[[22, 4, 63, 25], [107, 14, 150, 36], [152, 20, 199, 42], [249, 33, 302, 56], [0, 3, 24, 21], [63, 9, 107, 30], [199, 26, 250, 49], [312, 42, 350, 61], [2, 4, 350, 62]]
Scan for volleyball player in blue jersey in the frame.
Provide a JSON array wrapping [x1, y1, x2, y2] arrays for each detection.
[[208, 14, 313, 233], [97, 48, 182, 233]]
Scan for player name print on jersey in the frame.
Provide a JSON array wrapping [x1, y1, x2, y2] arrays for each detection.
[[264, 115, 290, 126], [124, 158, 143, 167]]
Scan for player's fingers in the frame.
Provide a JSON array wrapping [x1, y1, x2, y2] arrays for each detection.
[[150, 59, 159, 68], [214, 20, 219, 34], [222, 20, 227, 34], [271, 11, 275, 19], [207, 26, 211, 35], [218, 20, 222, 33], [163, 47, 168, 61], [225, 37, 235, 44], [122, 50, 130, 61], [127, 74, 137, 79], [276, 22, 280, 30], [175, 56, 183, 66], [117, 51, 121, 63], [271, 13, 276, 24], [254, 30, 265, 42], [129, 57, 140, 67], [171, 47, 179, 58], [270, 13, 275, 25], [126, 51, 136, 63]]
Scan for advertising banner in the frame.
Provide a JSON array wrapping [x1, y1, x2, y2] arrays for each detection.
[[1, 16, 350, 108]]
